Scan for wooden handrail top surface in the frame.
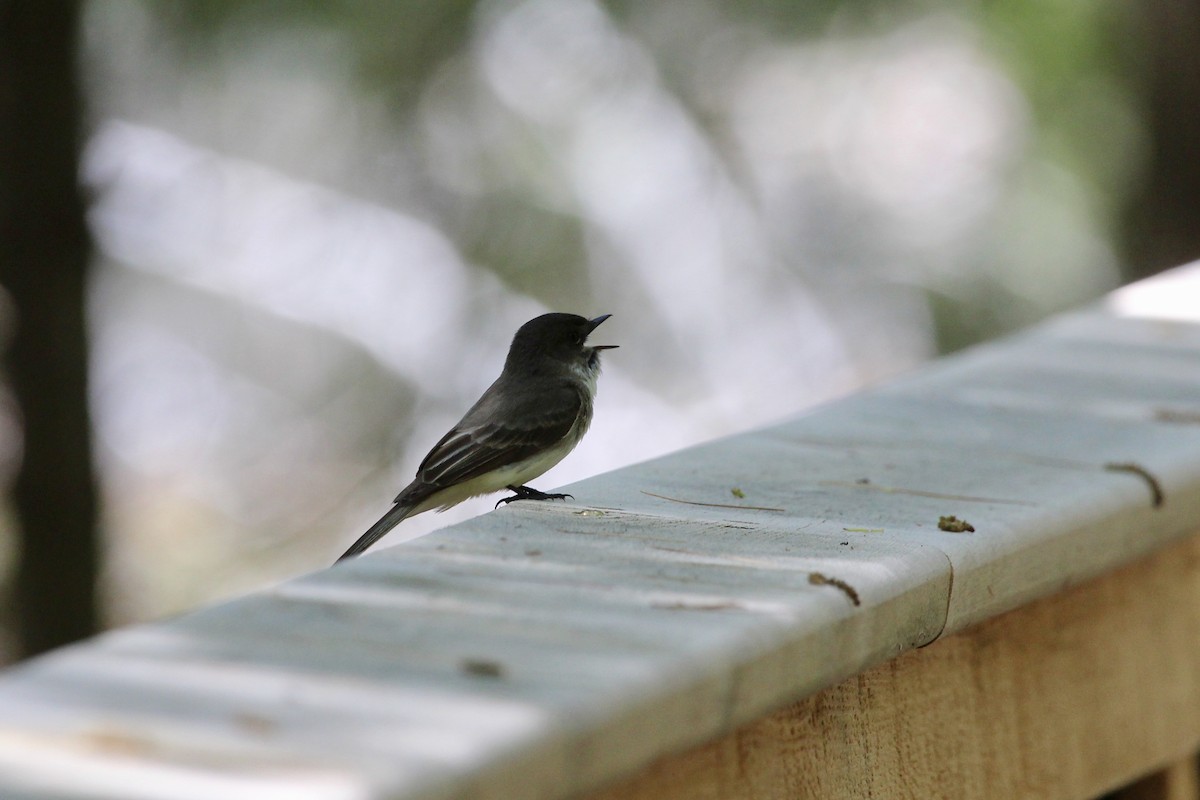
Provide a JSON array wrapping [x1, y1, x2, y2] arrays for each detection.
[[3, 264, 1200, 799]]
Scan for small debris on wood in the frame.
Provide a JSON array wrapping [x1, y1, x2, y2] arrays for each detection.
[[233, 712, 277, 736], [1153, 408, 1200, 426], [525, 549, 542, 557], [1104, 461, 1165, 508], [821, 480, 1033, 506], [938, 515, 975, 533], [651, 600, 742, 611], [460, 658, 505, 679], [82, 727, 154, 756], [808, 572, 861, 606], [640, 489, 785, 512], [855, 477, 871, 485], [730, 487, 745, 498]]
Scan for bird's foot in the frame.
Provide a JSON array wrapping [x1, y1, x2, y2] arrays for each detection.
[[495, 485, 574, 509]]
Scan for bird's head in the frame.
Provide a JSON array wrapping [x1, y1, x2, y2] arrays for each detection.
[[506, 312, 617, 376]]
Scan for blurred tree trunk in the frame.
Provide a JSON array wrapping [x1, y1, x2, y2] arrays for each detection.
[[1123, 0, 1200, 278], [0, 0, 99, 656]]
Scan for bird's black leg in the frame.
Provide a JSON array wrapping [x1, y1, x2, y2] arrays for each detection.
[[495, 484, 574, 509]]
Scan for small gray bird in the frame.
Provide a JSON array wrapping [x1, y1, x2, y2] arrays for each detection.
[[337, 313, 616, 561]]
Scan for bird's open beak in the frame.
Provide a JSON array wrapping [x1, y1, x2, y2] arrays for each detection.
[[586, 314, 618, 349], [586, 314, 611, 333]]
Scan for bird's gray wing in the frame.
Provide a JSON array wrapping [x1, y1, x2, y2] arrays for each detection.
[[399, 381, 583, 499]]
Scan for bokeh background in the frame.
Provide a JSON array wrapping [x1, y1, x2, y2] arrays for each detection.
[[3, 0, 1198, 663]]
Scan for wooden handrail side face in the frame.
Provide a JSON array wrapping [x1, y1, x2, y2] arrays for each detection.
[[587, 531, 1200, 800]]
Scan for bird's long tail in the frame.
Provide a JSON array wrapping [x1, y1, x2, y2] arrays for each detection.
[[336, 502, 415, 562]]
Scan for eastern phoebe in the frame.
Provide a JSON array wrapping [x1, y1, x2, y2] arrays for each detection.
[[337, 312, 616, 561]]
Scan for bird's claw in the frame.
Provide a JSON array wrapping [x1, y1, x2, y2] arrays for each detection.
[[495, 485, 574, 509]]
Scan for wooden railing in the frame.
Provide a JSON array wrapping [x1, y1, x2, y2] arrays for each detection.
[[2, 263, 1200, 799]]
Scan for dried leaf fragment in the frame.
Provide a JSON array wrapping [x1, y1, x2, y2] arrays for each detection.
[[938, 515, 975, 533], [1103, 461, 1165, 508], [808, 572, 861, 606], [460, 658, 505, 679]]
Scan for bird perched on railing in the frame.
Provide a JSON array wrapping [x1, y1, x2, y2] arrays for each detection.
[[337, 312, 616, 562]]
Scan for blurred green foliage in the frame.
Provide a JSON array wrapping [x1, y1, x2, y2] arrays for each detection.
[[57, 0, 1198, 632], [131, 0, 1161, 347]]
